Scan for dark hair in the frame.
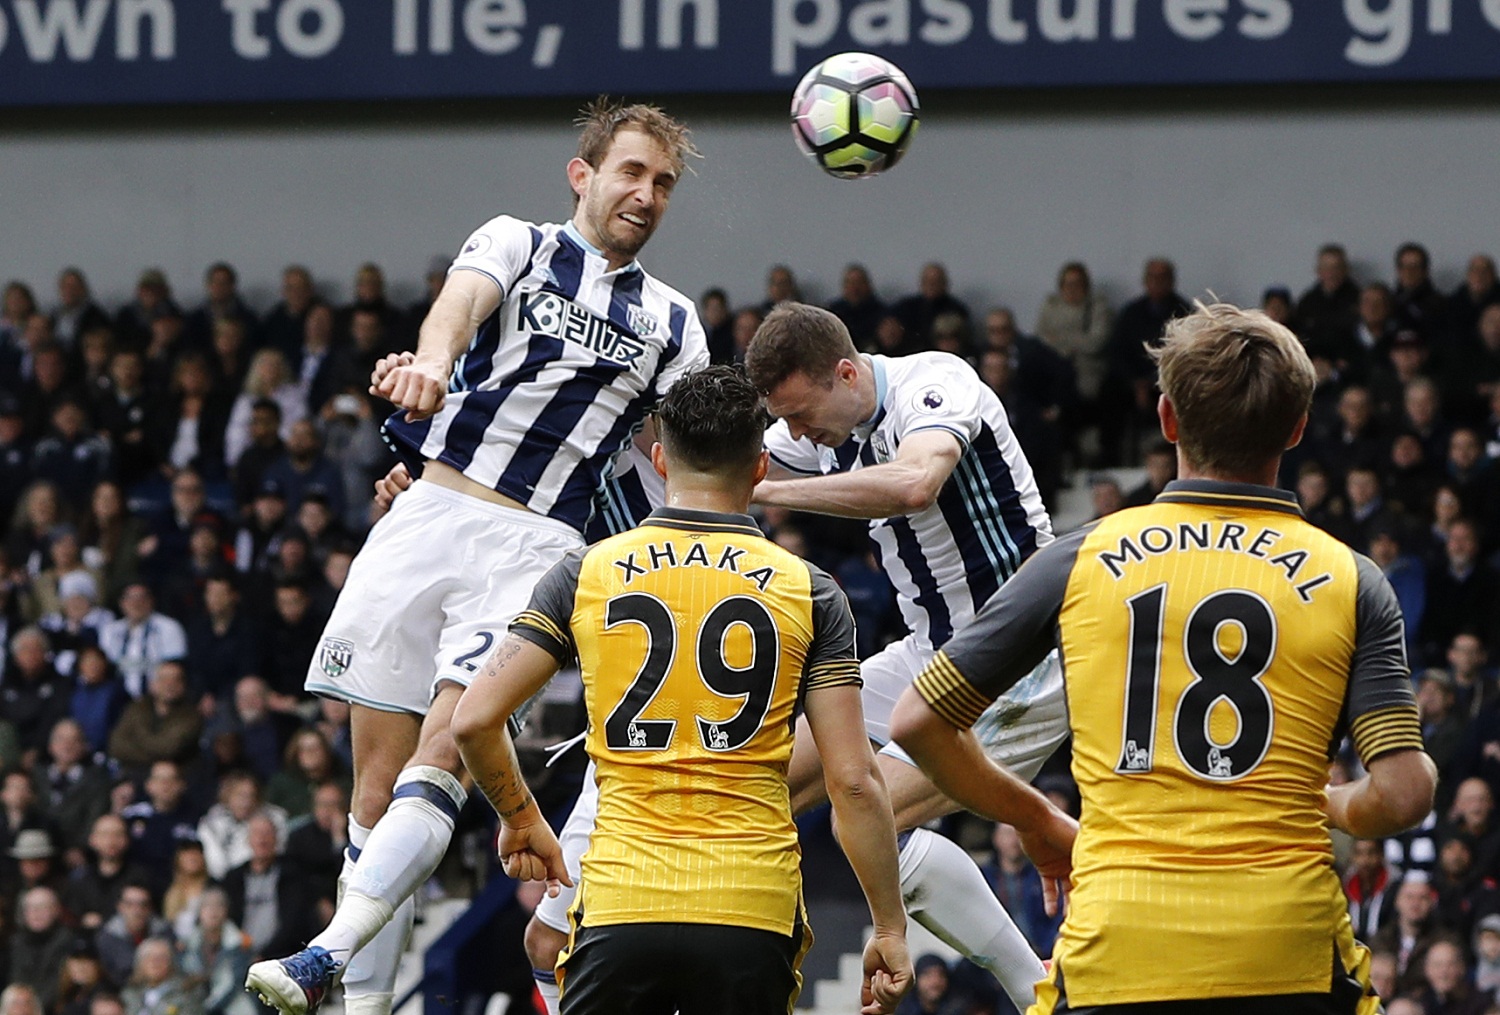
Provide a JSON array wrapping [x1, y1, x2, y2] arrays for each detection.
[[206, 262, 237, 284], [656, 366, 766, 473], [251, 397, 283, 419], [743, 302, 857, 393], [1396, 242, 1430, 271]]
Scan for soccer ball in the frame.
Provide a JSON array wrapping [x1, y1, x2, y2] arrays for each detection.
[[790, 52, 920, 179]]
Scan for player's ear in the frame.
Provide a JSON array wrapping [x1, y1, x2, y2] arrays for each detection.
[[650, 442, 668, 480], [1285, 412, 1310, 451], [1158, 394, 1178, 443], [752, 449, 769, 486], [566, 157, 593, 199]]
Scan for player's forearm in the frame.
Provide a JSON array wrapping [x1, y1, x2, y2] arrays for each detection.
[[754, 462, 939, 519], [826, 764, 906, 934], [454, 722, 538, 824], [415, 287, 484, 370], [893, 711, 1053, 831]]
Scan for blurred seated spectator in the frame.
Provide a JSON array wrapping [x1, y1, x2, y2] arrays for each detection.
[[0, 987, 40, 1015], [222, 814, 307, 964], [161, 842, 210, 941], [1294, 243, 1361, 357], [316, 392, 386, 535], [156, 524, 230, 624], [978, 347, 1063, 511], [70, 646, 130, 756], [1421, 519, 1500, 662], [1430, 831, 1482, 934], [259, 581, 320, 703], [33, 717, 112, 856], [186, 263, 258, 353], [1369, 524, 1426, 658], [1446, 632, 1497, 723], [264, 729, 347, 821], [98, 584, 188, 699], [827, 263, 886, 351], [40, 573, 114, 678], [1475, 913, 1500, 997], [121, 761, 201, 896], [1419, 670, 1468, 781], [206, 676, 300, 787], [224, 350, 304, 470], [1100, 258, 1190, 466], [1123, 442, 1177, 509], [79, 482, 144, 610], [7, 481, 67, 579], [10, 887, 72, 1010], [3, 628, 72, 761], [834, 549, 901, 659], [1316, 384, 1388, 484], [152, 353, 231, 483], [0, 399, 33, 532], [1449, 254, 1500, 350], [699, 288, 734, 364], [26, 526, 103, 623], [1329, 464, 1400, 556], [119, 936, 203, 1015], [136, 471, 223, 603], [108, 661, 202, 779], [759, 263, 801, 313], [0, 770, 57, 870], [893, 262, 970, 351], [230, 483, 287, 579], [1345, 837, 1399, 941], [185, 574, 259, 716], [2, 829, 66, 908], [56, 936, 109, 1015], [1415, 934, 1487, 1015], [310, 697, 352, 771], [336, 263, 404, 346], [32, 400, 111, 508], [50, 268, 110, 350], [895, 954, 968, 1015], [1384, 433, 1442, 526], [93, 349, 156, 490], [95, 883, 172, 990], [177, 886, 255, 1015], [228, 400, 283, 515], [196, 770, 287, 882], [64, 814, 151, 932], [1402, 378, 1453, 468], [23, 344, 87, 442], [1035, 261, 1111, 422], [260, 420, 343, 520], [260, 267, 317, 364], [1427, 484, 1467, 564], [283, 781, 346, 929], [244, 530, 327, 626], [1372, 874, 1438, 978], [1371, 331, 1435, 422], [1394, 242, 1448, 342], [982, 822, 1061, 957], [1089, 474, 1125, 520], [114, 270, 179, 350], [728, 306, 763, 364]]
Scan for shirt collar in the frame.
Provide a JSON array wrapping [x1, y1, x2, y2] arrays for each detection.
[[562, 220, 640, 276], [853, 355, 889, 441]]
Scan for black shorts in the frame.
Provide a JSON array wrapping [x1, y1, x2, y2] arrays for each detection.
[[1039, 957, 1374, 1015], [557, 918, 809, 1015]]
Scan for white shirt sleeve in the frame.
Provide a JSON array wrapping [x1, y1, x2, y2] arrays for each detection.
[[885, 354, 986, 451], [764, 420, 824, 476], [447, 214, 538, 299]]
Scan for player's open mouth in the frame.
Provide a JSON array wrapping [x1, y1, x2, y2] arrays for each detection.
[[620, 213, 648, 228]]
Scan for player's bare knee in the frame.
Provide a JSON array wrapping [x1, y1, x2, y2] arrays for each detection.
[[350, 781, 394, 829], [524, 915, 567, 969]]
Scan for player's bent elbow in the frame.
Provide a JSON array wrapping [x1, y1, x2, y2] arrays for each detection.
[[1378, 749, 1438, 832], [449, 701, 497, 754], [888, 690, 939, 760]]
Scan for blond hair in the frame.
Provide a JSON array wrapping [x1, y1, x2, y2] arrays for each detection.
[[1150, 302, 1314, 476], [574, 96, 698, 180]]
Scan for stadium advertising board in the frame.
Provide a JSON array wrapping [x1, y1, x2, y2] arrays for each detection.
[[2, 0, 1498, 107]]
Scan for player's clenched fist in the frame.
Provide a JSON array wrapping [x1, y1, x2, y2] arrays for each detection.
[[498, 820, 573, 899], [860, 931, 912, 1015], [375, 353, 450, 422]]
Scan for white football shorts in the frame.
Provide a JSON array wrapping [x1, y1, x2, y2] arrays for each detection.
[[533, 759, 598, 934], [304, 480, 583, 715]]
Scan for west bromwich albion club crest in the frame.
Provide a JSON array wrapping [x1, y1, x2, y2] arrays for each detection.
[[627, 305, 659, 338], [319, 637, 354, 679]]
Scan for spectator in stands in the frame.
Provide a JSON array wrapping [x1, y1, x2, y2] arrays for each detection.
[[1331, 464, 1398, 556], [71, 646, 130, 755], [231, 482, 286, 577], [1449, 255, 1500, 350], [1442, 777, 1500, 873], [11, 886, 72, 1010], [141, 312, 185, 398], [8, 480, 67, 578], [1319, 384, 1389, 483], [224, 350, 304, 469], [758, 263, 802, 314], [23, 342, 82, 441], [114, 270, 179, 349], [1423, 518, 1500, 660], [33, 400, 111, 507], [983, 823, 1061, 957], [1444, 428, 1497, 522], [698, 288, 734, 364], [137, 470, 221, 599], [1394, 243, 1448, 341], [0, 398, 33, 530], [1474, 914, 1500, 996], [1345, 837, 1399, 941], [30, 530, 107, 629], [264, 728, 346, 821], [120, 937, 203, 1015], [337, 307, 398, 403], [978, 344, 1063, 509], [1371, 331, 1435, 420], [1385, 432, 1442, 524], [196, 770, 287, 881], [177, 886, 255, 1015], [121, 760, 201, 893], [2, 829, 65, 907], [260, 419, 343, 519], [291, 303, 340, 418], [1415, 935, 1487, 1015], [0, 987, 40, 1015], [258, 580, 320, 701], [98, 584, 188, 699], [3, 628, 71, 760], [50, 269, 109, 350], [186, 262, 258, 352], [80, 481, 144, 609], [161, 842, 210, 940], [1418, 670, 1467, 780], [893, 261, 970, 350], [283, 781, 346, 928], [108, 660, 202, 779], [1089, 474, 1125, 519], [0, 772, 56, 876], [1294, 243, 1361, 355], [1373, 874, 1438, 978], [1457, 304, 1500, 428], [64, 814, 151, 932], [728, 306, 763, 363], [828, 263, 887, 351], [152, 352, 231, 483], [310, 697, 352, 771], [336, 263, 403, 344], [33, 717, 112, 854], [96, 884, 170, 989], [317, 391, 386, 534], [260, 266, 318, 363], [56, 936, 109, 1015], [185, 574, 258, 715], [895, 954, 967, 1015], [0, 282, 36, 357], [1369, 524, 1426, 657], [1123, 441, 1177, 509], [229, 400, 284, 514], [78, 324, 116, 394], [156, 523, 229, 623], [223, 814, 307, 965], [1037, 260, 1113, 465], [208, 319, 250, 400], [1101, 257, 1190, 465]]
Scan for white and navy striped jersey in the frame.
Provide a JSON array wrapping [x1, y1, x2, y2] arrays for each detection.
[[384, 215, 708, 535], [584, 441, 663, 542], [765, 352, 1053, 647]]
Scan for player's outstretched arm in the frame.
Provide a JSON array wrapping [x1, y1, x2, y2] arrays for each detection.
[[803, 684, 912, 1013], [1324, 748, 1437, 838], [891, 687, 1077, 914], [451, 634, 572, 897], [753, 430, 962, 519], [377, 269, 502, 421]]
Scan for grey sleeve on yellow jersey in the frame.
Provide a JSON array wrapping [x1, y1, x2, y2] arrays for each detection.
[[509, 547, 586, 664], [803, 565, 863, 692], [1344, 553, 1424, 764]]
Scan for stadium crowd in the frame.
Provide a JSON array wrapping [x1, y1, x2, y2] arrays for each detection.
[[0, 239, 1498, 1015]]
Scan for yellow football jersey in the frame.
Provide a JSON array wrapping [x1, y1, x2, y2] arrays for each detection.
[[915, 480, 1421, 1005], [512, 506, 861, 936]]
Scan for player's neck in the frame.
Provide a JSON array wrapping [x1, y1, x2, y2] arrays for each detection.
[[663, 481, 753, 517], [1177, 455, 1281, 489]]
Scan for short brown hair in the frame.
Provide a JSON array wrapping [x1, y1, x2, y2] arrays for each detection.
[[744, 303, 857, 393], [575, 96, 698, 179], [1150, 302, 1314, 476]]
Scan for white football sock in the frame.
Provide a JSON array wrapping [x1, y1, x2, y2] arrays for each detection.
[[309, 767, 465, 962], [533, 968, 560, 1015], [898, 828, 1046, 1010]]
